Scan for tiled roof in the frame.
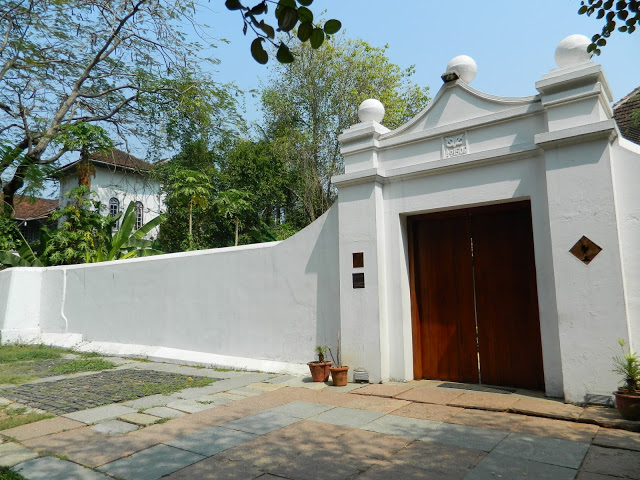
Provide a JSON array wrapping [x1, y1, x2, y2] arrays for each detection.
[[88, 148, 153, 171], [57, 148, 153, 176], [11, 195, 59, 220], [613, 86, 640, 145]]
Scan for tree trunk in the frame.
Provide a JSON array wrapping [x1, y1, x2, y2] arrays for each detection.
[[188, 202, 193, 236], [234, 217, 239, 246]]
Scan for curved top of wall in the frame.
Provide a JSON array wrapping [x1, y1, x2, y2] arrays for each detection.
[[382, 81, 541, 141]]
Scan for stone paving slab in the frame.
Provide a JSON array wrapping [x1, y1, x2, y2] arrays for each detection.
[[269, 452, 385, 480], [449, 392, 521, 411], [267, 401, 335, 419], [338, 428, 413, 460], [323, 382, 366, 393], [492, 432, 589, 469], [580, 445, 640, 478], [163, 455, 264, 480], [362, 414, 440, 439], [244, 382, 286, 392], [0, 442, 39, 467], [196, 393, 243, 406], [166, 399, 218, 413], [510, 397, 584, 420], [121, 393, 183, 409], [144, 406, 186, 419], [16, 456, 113, 480], [395, 387, 464, 405], [226, 387, 264, 397], [280, 377, 329, 390], [447, 408, 526, 432], [64, 404, 137, 424], [0, 416, 84, 442], [592, 426, 640, 451], [515, 415, 599, 442], [222, 410, 300, 435], [392, 402, 463, 422], [343, 395, 410, 413], [580, 406, 640, 431], [466, 451, 578, 480], [421, 422, 509, 452], [165, 426, 257, 457], [389, 439, 485, 477], [357, 461, 453, 480], [118, 412, 161, 426], [351, 384, 414, 398], [310, 406, 385, 429], [576, 473, 624, 480], [98, 444, 205, 480], [91, 419, 139, 435]]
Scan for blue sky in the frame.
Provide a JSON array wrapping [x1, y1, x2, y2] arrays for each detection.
[[201, 0, 639, 124]]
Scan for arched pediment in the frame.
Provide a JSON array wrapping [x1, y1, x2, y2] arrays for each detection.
[[382, 81, 540, 140]]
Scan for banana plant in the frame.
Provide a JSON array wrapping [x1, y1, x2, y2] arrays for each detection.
[[0, 228, 50, 267], [93, 201, 165, 262]]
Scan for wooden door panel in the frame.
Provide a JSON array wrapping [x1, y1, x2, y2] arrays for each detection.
[[472, 203, 545, 390], [411, 215, 478, 383]]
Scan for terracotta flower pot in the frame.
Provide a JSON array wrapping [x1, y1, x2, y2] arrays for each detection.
[[329, 366, 349, 386], [308, 361, 332, 382], [614, 391, 640, 420]]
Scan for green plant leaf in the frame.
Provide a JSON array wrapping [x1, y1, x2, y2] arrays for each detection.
[[225, 0, 243, 10], [310, 27, 324, 49], [257, 20, 275, 39], [297, 6, 312, 23], [251, 37, 268, 64], [323, 19, 341, 34], [297, 0, 313, 5], [276, 43, 295, 63], [297, 21, 313, 41], [278, 6, 298, 31]]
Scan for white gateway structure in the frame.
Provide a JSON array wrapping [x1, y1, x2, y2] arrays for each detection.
[[1, 35, 638, 404]]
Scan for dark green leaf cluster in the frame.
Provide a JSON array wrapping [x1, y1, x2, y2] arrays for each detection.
[[225, 0, 341, 64], [579, 0, 639, 54]]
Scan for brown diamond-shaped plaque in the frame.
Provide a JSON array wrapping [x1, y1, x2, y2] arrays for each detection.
[[569, 236, 602, 265]]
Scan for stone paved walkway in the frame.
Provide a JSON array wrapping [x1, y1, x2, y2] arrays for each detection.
[[1, 359, 639, 479]]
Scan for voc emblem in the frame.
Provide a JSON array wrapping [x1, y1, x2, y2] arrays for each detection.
[[442, 132, 469, 159]]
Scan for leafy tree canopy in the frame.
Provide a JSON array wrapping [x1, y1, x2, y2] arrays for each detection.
[[261, 36, 430, 222], [579, 0, 639, 54]]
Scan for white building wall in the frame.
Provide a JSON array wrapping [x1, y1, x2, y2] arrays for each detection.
[[59, 167, 163, 239], [612, 138, 640, 350], [1, 206, 340, 373]]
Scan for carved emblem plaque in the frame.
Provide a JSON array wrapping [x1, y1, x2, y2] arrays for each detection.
[[569, 236, 602, 265], [442, 132, 469, 159]]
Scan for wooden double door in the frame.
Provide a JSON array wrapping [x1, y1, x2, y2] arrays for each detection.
[[409, 201, 545, 391]]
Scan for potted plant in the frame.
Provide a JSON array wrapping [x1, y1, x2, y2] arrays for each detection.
[[612, 338, 640, 420], [328, 333, 349, 386], [307, 346, 332, 382]]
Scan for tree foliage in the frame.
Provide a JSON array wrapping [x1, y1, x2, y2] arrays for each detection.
[[261, 36, 430, 222], [579, 0, 639, 54], [0, 0, 216, 207], [225, 0, 342, 64]]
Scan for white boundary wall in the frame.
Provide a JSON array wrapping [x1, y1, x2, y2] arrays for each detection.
[[0, 206, 340, 375]]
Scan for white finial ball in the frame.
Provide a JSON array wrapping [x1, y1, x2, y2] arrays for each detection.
[[358, 99, 385, 123], [555, 34, 593, 68], [446, 55, 477, 84]]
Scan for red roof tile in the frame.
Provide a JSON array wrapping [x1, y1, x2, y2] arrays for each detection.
[[613, 86, 640, 145], [11, 195, 59, 220]]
